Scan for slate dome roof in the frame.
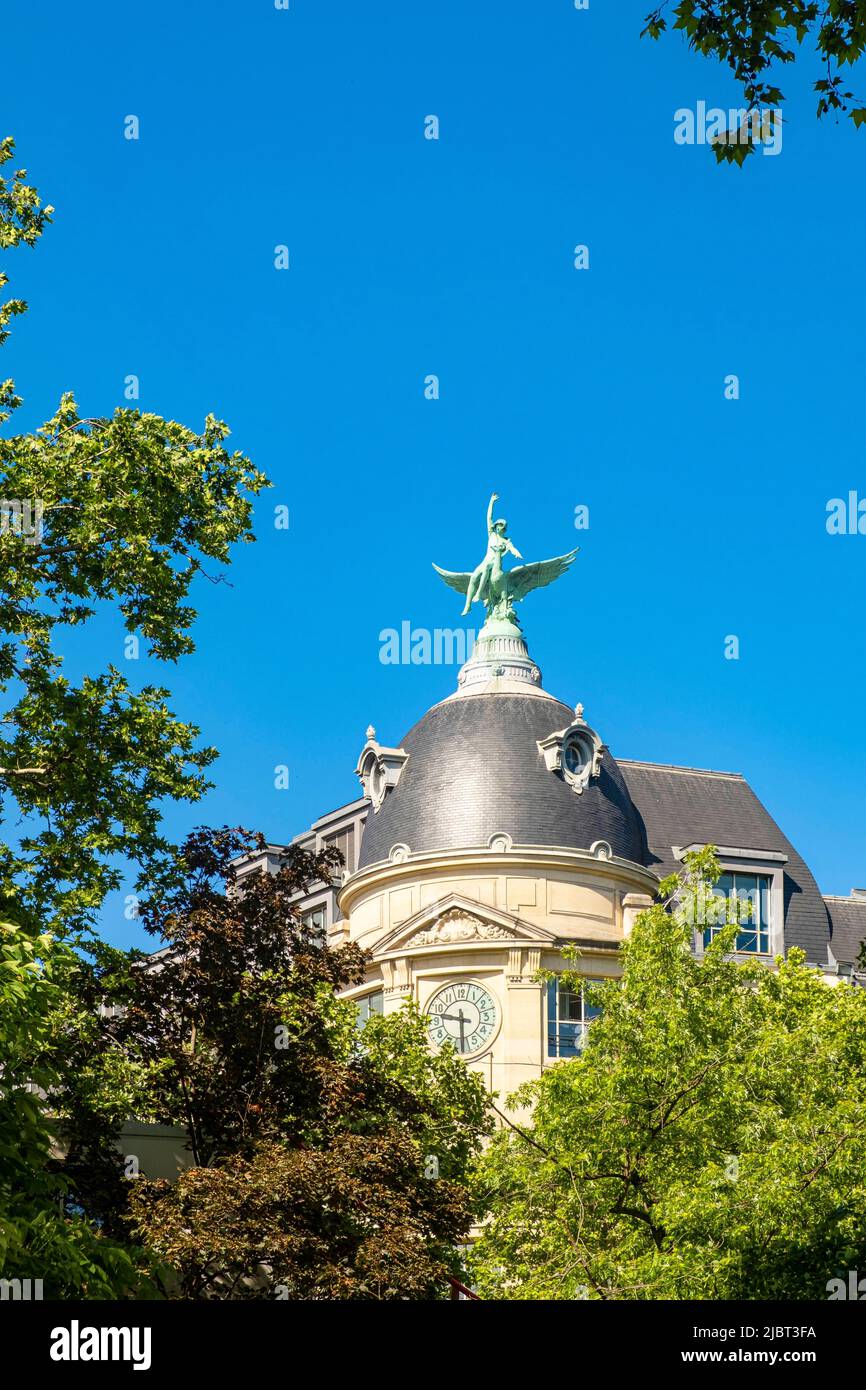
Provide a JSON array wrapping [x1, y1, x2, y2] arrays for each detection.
[[357, 691, 647, 869]]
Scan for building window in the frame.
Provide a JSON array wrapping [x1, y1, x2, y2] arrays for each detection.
[[301, 904, 327, 934], [563, 733, 588, 777], [355, 990, 384, 1027], [323, 825, 355, 874], [547, 978, 601, 1058], [703, 871, 772, 953]]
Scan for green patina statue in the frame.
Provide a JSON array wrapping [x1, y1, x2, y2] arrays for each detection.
[[433, 492, 578, 626]]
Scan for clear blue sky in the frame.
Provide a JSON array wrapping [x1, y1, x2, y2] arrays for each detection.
[[4, 1, 865, 950]]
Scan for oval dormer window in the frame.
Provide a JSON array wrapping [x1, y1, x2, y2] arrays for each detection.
[[563, 734, 588, 777], [369, 759, 386, 806]]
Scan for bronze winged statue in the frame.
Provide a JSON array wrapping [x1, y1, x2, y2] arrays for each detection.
[[433, 492, 579, 623]]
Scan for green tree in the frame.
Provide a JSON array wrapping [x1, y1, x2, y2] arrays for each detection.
[[0, 136, 266, 1295], [73, 828, 493, 1300], [470, 850, 866, 1300], [642, 2, 866, 162], [0, 918, 153, 1296], [0, 137, 268, 933]]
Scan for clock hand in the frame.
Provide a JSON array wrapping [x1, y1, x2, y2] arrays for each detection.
[[440, 1008, 471, 1050]]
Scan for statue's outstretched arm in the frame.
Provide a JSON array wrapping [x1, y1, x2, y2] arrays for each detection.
[[486, 492, 499, 533], [505, 538, 523, 559]]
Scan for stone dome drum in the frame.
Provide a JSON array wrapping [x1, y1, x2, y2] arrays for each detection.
[[357, 692, 647, 869]]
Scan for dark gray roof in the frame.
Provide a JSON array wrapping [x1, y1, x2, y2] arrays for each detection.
[[348, 689, 837, 962], [358, 693, 647, 869], [618, 760, 831, 963], [823, 896, 866, 968]]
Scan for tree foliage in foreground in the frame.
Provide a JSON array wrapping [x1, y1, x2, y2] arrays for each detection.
[[64, 830, 492, 1299], [471, 850, 866, 1300], [0, 135, 266, 1293], [0, 918, 153, 1296], [0, 137, 268, 933], [642, 2, 866, 162], [0, 135, 489, 1302]]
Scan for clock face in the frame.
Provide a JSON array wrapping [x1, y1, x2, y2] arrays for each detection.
[[426, 981, 500, 1057]]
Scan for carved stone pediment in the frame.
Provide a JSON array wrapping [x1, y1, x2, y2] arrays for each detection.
[[405, 907, 515, 948], [371, 891, 559, 959]]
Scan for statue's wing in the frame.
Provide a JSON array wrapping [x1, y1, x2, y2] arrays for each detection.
[[506, 548, 579, 602], [432, 563, 471, 596]]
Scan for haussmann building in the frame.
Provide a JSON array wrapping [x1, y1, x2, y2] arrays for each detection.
[[235, 495, 866, 1099]]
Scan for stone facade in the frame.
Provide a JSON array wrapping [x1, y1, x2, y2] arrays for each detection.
[[334, 840, 656, 1095]]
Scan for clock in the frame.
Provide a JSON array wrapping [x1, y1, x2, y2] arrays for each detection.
[[425, 981, 500, 1057]]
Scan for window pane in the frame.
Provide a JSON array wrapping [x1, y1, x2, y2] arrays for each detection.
[[356, 990, 384, 1027], [547, 977, 602, 1056], [710, 871, 733, 925], [547, 978, 557, 1016], [559, 989, 583, 1022], [705, 872, 772, 953], [758, 877, 771, 929], [734, 873, 758, 924], [558, 1024, 583, 1058]]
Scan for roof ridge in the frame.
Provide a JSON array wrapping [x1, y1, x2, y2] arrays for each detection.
[[617, 757, 745, 780]]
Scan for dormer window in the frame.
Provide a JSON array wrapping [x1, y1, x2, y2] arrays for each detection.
[[703, 871, 773, 954], [563, 731, 591, 778], [674, 845, 786, 957], [537, 708, 603, 795], [354, 727, 408, 813]]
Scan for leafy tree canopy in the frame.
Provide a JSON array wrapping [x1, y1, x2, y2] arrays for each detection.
[[471, 850, 866, 1299], [60, 829, 492, 1300], [0, 917, 154, 1296], [0, 136, 266, 1296], [643, 1, 866, 162], [0, 138, 268, 933]]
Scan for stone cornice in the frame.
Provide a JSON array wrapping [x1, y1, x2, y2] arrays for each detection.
[[338, 843, 659, 916]]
